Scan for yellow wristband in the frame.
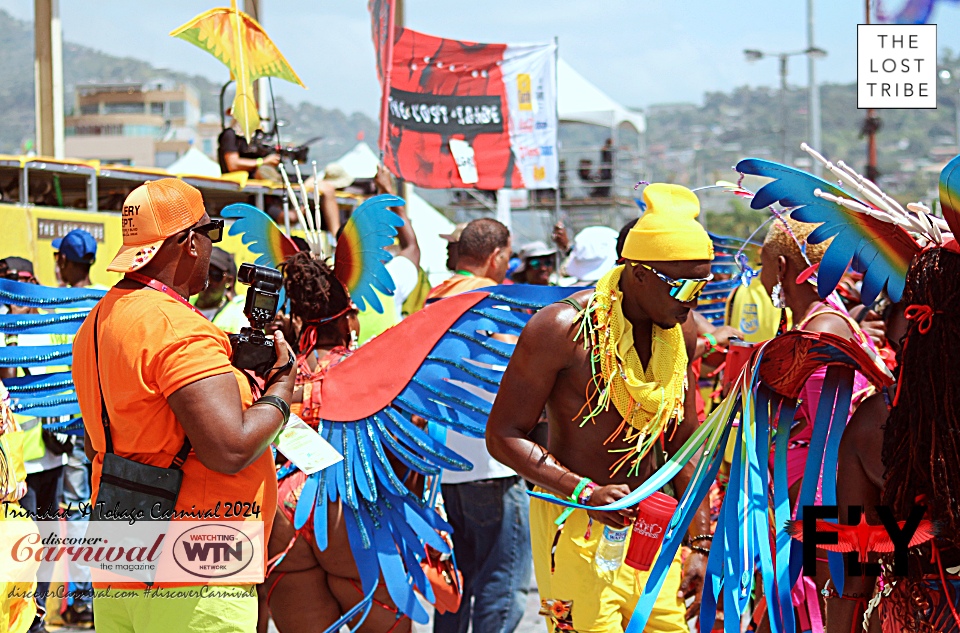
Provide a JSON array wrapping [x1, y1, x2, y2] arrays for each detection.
[[256, 157, 264, 167]]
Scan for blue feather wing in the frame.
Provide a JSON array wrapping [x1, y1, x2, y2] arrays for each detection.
[[0, 281, 101, 435], [0, 311, 89, 335], [0, 279, 105, 309], [293, 284, 580, 629], [736, 158, 918, 304], [737, 158, 854, 210]]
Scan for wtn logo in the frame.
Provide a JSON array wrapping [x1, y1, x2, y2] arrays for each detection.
[[181, 541, 244, 564], [790, 505, 934, 576]]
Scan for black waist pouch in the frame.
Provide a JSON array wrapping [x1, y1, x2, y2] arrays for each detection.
[[93, 453, 185, 521]]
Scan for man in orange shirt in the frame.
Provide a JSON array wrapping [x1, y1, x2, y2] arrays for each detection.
[[71, 178, 296, 633], [428, 218, 511, 301]]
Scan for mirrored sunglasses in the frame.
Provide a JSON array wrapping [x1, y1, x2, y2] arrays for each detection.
[[527, 257, 555, 269], [635, 263, 712, 302]]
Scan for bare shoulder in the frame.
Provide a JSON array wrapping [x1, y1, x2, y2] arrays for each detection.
[[517, 290, 591, 359], [844, 391, 889, 441], [804, 310, 858, 341], [525, 289, 592, 332]]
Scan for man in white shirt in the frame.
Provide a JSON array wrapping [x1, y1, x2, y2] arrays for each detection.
[[428, 220, 532, 633]]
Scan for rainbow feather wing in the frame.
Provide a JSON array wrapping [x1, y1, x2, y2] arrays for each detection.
[[221, 203, 299, 268], [334, 194, 405, 314], [939, 153, 960, 238], [736, 158, 919, 304]]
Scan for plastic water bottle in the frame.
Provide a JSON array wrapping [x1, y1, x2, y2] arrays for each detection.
[[595, 526, 628, 579]]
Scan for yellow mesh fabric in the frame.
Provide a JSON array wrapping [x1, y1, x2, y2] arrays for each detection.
[[576, 265, 688, 476]]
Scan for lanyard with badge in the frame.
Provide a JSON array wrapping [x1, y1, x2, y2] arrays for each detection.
[[125, 272, 206, 318]]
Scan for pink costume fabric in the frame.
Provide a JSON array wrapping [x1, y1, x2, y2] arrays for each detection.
[[772, 298, 877, 633]]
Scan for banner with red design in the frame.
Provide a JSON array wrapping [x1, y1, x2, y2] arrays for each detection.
[[368, 23, 558, 190]]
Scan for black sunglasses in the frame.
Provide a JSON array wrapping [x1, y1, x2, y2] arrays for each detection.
[[207, 267, 225, 282], [4, 271, 38, 283], [192, 219, 224, 244]]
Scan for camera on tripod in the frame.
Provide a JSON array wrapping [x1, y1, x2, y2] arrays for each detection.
[[229, 263, 283, 377], [247, 130, 314, 166]]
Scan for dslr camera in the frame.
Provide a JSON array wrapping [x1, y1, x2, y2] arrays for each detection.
[[230, 263, 283, 376]]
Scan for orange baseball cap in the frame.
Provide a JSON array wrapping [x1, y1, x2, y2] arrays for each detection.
[[107, 178, 206, 273]]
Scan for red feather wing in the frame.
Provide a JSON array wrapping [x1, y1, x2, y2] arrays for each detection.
[[813, 523, 863, 553], [785, 520, 858, 552], [909, 521, 938, 547], [870, 520, 938, 553], [314, 291, 487, 422]]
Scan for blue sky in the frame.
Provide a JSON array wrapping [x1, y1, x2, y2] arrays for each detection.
[[3, 0, 960, 116]]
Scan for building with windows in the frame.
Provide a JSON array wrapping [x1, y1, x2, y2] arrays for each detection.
[[64, 80, 216, 168]]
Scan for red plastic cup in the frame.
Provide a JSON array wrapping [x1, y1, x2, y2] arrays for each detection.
[[722, 339, 756, 391], [624, 491, 678, 571]]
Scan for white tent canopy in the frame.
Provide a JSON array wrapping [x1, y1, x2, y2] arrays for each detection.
[[333, 142, 455, 285], [167, 146, 222, 178], [334, 142, 380, 180], [558, 58, 646, 134]]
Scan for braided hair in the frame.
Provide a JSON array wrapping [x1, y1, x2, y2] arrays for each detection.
[[881, 247, 960, 543], [280, 252, 352, 353]]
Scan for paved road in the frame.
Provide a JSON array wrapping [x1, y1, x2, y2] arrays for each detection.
[[265, 576, 546, 632], [417, 584, 545, 632]]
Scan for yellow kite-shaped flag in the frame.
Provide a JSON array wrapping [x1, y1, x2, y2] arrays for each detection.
[[170, 0, 306, 141]]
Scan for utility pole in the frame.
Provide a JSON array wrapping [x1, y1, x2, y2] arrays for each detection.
[[746, 47, 826, 166], [244, 0, 269, 122], [392, 0, 413, 203], [34, 0, 64, 158], [807, 0, 823, 176], [864, 0, 880, 181], [779, 54, 789, 164]]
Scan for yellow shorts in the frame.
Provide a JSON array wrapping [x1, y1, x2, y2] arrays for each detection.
[[531, 490, 687, 633], [92, 585, 258, 633]]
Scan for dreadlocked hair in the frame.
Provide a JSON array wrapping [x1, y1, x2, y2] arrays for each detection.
[[881, 247, 960, 545], [280, 251, 351, 349]]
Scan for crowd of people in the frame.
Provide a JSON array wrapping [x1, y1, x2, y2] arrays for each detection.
[[1, 160, 958, 633]]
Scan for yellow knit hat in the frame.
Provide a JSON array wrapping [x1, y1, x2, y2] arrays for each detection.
[[621, 183, 714, 262]]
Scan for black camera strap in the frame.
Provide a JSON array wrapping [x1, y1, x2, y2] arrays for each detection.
[[93, 306, 191, 469], [264, 351, 295, 389]]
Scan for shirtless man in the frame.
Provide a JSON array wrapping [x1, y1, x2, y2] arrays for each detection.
[[487, 183, 713, 633]]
